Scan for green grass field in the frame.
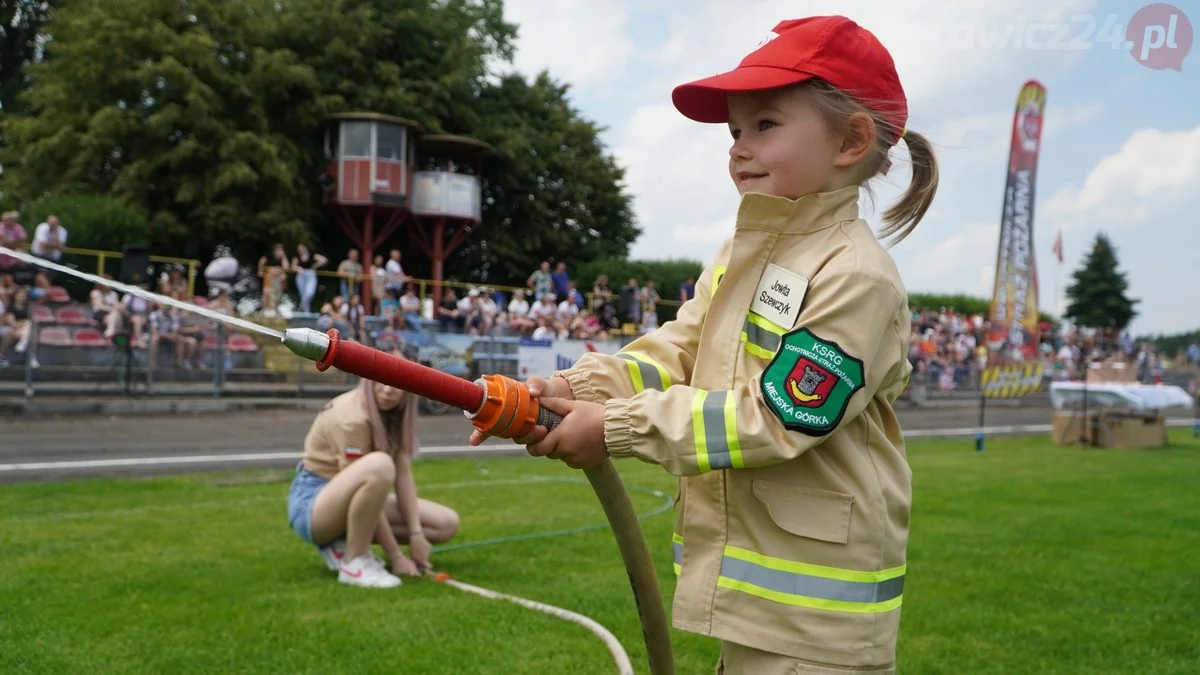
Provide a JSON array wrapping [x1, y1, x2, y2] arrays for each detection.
[[3, 430, 1200, 674]]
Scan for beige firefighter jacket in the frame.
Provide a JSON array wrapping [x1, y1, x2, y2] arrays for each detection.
[[555, 185, 913, 668]]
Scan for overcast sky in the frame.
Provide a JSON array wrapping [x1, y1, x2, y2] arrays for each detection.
[[496, 0, 1198, 336]]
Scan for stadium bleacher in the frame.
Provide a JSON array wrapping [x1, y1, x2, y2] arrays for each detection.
[[11, 286, 263, 371]]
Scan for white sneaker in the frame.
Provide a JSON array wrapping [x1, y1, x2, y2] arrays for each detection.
[[318, 539, 386, 572], [317, 539, 346, 571], [338, 554, 402, 588]]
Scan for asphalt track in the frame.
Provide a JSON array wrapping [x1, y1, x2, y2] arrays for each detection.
[[2, 403, 1194, 483]]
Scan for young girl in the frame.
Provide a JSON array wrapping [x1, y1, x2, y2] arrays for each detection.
[[471, 15, 936, 675], [289, 373, 460, 588]]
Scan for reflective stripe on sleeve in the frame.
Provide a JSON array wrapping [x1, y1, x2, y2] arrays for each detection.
[[718, 545, 905, 614], [617, 351, 672, 393], [672, 533, 683, 576], [740, 312, 785, 360], [690, 390, 744, 472], [712, 265, 727, 294]]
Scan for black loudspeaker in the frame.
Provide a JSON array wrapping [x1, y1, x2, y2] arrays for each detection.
[[119, 244, 151, 285]]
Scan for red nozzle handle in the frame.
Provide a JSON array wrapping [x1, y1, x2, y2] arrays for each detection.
[[315, 329, 484, 412]]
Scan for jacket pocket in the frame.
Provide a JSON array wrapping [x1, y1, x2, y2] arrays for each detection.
[[751, 480, 853, 545]]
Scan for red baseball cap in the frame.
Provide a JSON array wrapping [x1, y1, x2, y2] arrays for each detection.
[[672, 16, 908, 143]]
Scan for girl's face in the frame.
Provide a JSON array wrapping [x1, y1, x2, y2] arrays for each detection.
[[726, 87, 846, 200], [374, 382, 404, 411]]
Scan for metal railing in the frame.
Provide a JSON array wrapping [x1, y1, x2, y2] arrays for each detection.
[[2, 243, 201, 298], [261, 264, 681, 321]]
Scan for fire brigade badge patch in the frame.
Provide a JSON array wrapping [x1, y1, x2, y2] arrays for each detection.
[[760, 328, 865, 436]]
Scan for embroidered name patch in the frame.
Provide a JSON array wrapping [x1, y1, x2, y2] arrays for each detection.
[[750, 263, 808, 330], [760, 328, 864, 436]]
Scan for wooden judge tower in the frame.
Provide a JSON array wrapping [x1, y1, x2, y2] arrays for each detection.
[[321, 112, 421, 311], [408, 134, 495, 305], [322, 114, 493, 311]]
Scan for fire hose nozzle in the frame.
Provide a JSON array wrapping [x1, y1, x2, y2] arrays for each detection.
[[281, 327, 332, 363]]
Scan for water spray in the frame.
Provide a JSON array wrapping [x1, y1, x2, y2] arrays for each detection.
[[0, 247, 280, 340], [2, 246, 675, 675]]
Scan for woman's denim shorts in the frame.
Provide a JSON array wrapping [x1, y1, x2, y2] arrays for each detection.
[[287, 461, 330, 544]]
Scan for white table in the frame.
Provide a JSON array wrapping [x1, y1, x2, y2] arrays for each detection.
[[1048, 381, 1194, 412]]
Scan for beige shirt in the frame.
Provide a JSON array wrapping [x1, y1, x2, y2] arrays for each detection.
[[557, 185, 913, 668], [301, 388, 418, 479]]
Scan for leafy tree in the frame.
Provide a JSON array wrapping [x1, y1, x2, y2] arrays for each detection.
[[2, 0, 327, 259], [1137, 329, 1200, 357], [908, 292, 991, 317], [573, 258, 703, 323], [4, 0, 639, 289], [447, 73, 640, 284], [0, 0, 59, 116], [1064, 232, 1138, 334], [276, 1, 638, 285]]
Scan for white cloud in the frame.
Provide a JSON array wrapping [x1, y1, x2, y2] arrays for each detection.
[[498, 0, 637, 89], [1039, 123, 1200, 334], [672, 216, 735, 245], [900, 221, 999, 297], [610, 103, 737, 261], [596, 1, 1104, 262], [1044, 123, 1200, 228], [927, 103, 1101, 165], [498, 0, 1196, 333], [618, 1, 1097, 111]]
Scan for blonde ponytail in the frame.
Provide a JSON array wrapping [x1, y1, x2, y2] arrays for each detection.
[[878, 129, 939, 247], [795, 80, 940, 248]]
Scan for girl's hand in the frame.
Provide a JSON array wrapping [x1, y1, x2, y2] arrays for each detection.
[[525, 397, 609, 470], [391, 555, 420, 577], [407, 533, 432, 572]]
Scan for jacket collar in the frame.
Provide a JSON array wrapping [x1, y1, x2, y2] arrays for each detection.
[[734, 185, 860, 234]]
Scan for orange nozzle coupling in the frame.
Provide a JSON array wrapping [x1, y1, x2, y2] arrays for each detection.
[[466, 374, 542, 439]]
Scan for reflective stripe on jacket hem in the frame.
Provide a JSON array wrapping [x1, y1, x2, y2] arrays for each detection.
[[672, 535, 904, 614]]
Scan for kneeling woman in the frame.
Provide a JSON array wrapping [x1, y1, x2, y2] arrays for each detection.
[[288, 374, 460, 588]]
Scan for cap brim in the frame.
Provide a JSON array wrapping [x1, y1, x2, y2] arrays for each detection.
[[672, 66, 815, 123]]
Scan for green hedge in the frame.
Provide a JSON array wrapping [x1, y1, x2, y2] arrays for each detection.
[[571, 258, 705, 322], [21, 193, 151, 252]]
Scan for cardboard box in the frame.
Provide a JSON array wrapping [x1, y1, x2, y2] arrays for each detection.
[[1051, 410, 1166, 449], [1088, 359, 1138, 384]]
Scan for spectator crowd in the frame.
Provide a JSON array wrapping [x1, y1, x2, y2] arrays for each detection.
[[4, 208, 1197, 395], [1, 210, 69, 367], [221, 239, 1200, 393], [0, 210, 240, 371], [256, 244, 690, 344], [904, 306, 1193, 398]]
